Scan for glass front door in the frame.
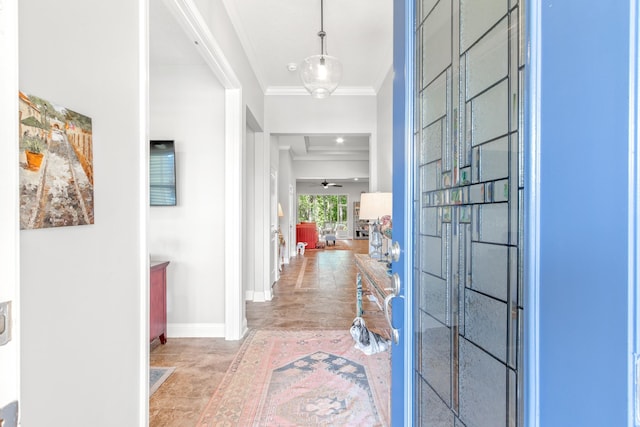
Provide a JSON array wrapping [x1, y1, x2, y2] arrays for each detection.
[[405, 0, 525, 424]]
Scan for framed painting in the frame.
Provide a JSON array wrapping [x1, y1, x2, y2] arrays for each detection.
[[19, 92, 94, 229]]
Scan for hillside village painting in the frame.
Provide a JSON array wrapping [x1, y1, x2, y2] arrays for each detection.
[[19, 92, 94, 229]]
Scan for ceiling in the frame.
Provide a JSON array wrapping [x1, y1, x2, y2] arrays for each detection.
[[277, 134, 370, 162], [221, 0, 393, 93], [150, 0, 393, 183]]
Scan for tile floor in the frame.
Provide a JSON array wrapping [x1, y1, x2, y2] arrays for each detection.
[[149, 239, 388, 426]]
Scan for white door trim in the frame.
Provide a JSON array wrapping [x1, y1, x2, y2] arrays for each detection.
[[0, 0, 21, 413], [138, 1, 150, 424], [525, 1, 541, 425], [163, 0, 246, 340], [270, 168, 279, 287]]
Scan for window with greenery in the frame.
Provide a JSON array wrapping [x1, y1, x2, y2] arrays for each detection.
[[298, 194, 348, 228]]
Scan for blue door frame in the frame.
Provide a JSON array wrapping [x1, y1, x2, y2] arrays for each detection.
[[392, 0, 639, 425], [529, 1, 635, 425], [391, 0, 412, 425]]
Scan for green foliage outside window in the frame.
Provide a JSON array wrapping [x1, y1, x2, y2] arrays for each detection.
[[298, 194, 348, 228]]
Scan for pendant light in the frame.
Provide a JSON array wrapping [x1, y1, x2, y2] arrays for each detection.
[[300, 0, 342, 98]]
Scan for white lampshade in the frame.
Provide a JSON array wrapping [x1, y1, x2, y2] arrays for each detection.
[[277, 203, 284, 217], [300, 54, 343, 99], [359, 192, 392, 220]]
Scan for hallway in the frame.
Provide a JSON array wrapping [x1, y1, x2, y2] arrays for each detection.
[[149, 239, 381, 426]]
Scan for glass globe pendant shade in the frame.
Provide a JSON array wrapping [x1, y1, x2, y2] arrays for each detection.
[[300, 54, 343, 99]]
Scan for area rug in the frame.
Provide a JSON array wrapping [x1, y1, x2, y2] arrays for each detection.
[[149, 366, 175, 397], [323, 239, 349, 250], [197, 329, 390, 426]]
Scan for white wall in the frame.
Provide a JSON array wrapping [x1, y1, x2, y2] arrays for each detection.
[[277, 144, 295, 259], [376, 69, 393, 192], [293, 160, 370, 181], [149, 64, 226, 336], [244, 127, 255, 299], [198, 0, 264, 126], [266, 95, 376, 135], [18, 0, 145, 425], [0, 0, 20, 411], [246, 126, 272, 301]]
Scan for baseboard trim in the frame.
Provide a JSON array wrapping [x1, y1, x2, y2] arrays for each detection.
[[167, 323, 225, 338], [246, 290, 273, 302]]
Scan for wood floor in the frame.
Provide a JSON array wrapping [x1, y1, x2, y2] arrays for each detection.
[[149, 239, 383, 426]]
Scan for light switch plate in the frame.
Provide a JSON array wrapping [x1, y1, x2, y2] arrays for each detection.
[[0, 301, 11, 346]]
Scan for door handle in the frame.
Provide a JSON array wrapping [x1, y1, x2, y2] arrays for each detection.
[[383, 272, 401, 344], [384, 293, 400, 345], [390, 271, 400, 295]]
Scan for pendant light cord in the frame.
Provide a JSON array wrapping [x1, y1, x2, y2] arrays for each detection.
[[318, 0, 326, 57]]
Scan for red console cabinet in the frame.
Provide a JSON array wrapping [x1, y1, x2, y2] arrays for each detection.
[[296, 222, 318, 249], [150, 261, 169, 344]]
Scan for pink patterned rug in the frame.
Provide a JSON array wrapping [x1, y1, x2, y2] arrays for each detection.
[[197, 329, 390, 426]]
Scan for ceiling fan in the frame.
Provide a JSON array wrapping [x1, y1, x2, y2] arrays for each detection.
[[321, 179, 342, 188]]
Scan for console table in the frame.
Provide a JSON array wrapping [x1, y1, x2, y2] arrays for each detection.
[[354, 254, 392, 339], [150, 261, 169, 344]]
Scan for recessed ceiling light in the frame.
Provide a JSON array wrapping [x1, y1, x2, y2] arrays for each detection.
[[287, 63, 298, 72], [336, 137, 344, 143]]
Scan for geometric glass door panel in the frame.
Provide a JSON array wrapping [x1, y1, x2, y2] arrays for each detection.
[[413, 0, 524, 425]]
